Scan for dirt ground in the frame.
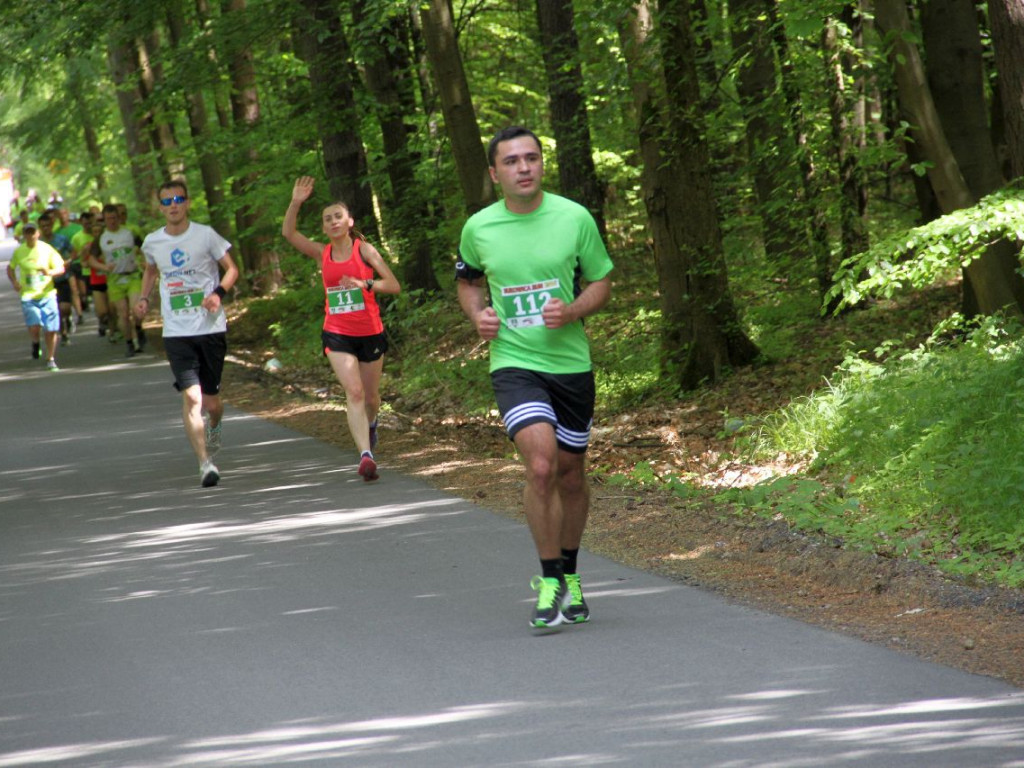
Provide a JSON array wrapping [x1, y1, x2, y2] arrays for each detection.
[[219, 351, 1024, 690]]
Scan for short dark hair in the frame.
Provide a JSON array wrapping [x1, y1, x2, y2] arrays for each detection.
[[159, 179, 189, 198], [487, 126, 542, 167], [102, 203, 118, 215]]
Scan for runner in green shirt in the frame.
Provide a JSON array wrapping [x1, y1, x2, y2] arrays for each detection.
[[457, 126, 614, 630]]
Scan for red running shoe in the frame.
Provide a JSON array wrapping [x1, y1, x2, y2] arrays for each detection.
[[358, 453, 379, 482]]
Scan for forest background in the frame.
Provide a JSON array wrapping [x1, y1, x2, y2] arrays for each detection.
[[1, 0, 1023, 619]]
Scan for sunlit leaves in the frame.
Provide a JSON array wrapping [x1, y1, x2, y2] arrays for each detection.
[[826, 182, 1024, 313]]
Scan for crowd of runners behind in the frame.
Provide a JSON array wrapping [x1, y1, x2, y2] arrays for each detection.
[[6, 189, 152, 366]]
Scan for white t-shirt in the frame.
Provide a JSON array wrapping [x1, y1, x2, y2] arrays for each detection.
[[142, 221, 231, 338], [99, 227, 140, 274]]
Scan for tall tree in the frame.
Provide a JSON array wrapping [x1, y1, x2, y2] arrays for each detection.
[[875, 0, 1022, 318], [763, 0, 832, 301], [535, 0, 607, 238], [293, 0, 378, 244], [165, 2, 232, 241], [728, 0, 807, 273], [921, 0, 1024, 317], [988, 0, 1024, 179], [822, 10, 868, 268], [620, 0, 759, 388], [419, 0, 495, 214], [107, 25, 159, 212], [65, 59, 108, 195], [352, 0, 439, 292], [135, 30, 186, 182], [221, 0, 275, 293]]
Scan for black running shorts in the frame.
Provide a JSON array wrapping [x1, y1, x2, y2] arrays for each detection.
[[491, 367, 595, 454], [164, 333, 227, 395], [322, 330, 388, 363]]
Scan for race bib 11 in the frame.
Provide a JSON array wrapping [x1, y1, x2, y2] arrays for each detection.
[[327, 286, 365, 315]]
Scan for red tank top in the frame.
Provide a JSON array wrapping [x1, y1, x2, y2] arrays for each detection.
[[320, 238, 383, 336]]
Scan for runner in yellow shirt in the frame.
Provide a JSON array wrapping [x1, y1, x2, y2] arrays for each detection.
[[6, 220, 66, 370]]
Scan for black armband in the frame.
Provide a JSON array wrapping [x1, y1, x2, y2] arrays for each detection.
[[454, 254, 485, 282], [212, 285, 227, 299]]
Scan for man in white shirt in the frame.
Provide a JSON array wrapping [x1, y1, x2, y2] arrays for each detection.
[[137, 180, 239, 488]]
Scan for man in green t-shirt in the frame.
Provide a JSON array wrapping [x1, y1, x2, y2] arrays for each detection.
[[456, 126, 614, 630]]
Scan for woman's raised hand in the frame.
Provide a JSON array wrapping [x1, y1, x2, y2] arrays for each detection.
[[292, 176, 315, 203]]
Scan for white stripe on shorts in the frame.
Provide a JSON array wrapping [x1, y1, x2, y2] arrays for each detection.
[[503, 401, 557, 433], [556, 422, 592, 449]]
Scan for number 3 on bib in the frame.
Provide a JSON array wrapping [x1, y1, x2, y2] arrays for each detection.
[[501, 279, 560, 329]]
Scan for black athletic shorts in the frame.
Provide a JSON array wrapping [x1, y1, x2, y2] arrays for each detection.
[[55, 280, 72, 304], [322, 330, 388, 363], [491, 367, 595, 454], [164, 333, 227, 395]]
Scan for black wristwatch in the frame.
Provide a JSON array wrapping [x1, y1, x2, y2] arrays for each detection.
[[365, 279, 374, 291]]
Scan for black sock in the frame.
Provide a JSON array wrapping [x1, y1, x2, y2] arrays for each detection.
[[541, 558, 564, 581], [561, 548, 579, 575]]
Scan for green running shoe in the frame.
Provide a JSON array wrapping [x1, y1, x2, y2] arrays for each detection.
[[562, 573, 590, 624], [529, 575, 569, 629]]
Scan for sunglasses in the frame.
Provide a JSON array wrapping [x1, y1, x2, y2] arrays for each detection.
[[159, 195, 188, 206]]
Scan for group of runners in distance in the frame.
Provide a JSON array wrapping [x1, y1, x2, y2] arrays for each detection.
[[6, 125, 614, 630], [7, 200, 154, 370]]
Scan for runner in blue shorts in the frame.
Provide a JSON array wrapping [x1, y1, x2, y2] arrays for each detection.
[[456, 126, 614, 630], [7, 220, 65, 371]]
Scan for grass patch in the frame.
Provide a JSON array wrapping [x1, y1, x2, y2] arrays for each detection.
[[738, 314, 1024, 587]]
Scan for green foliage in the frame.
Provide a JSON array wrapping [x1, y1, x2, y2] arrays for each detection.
[[744, 315, 1024, 587], [591, 303, 667, 408], [243, 283, 325, 368], [827, 183, 1024, 312]]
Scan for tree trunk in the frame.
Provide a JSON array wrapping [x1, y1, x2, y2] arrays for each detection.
[[764, 0, 833, 303], [988, 0, 1024, 179], [352, 0, 439, 292], [620, 0, 759, 389], [875, 0, 1022, 318], [407, 3, 440, 140], [823, 14, 869, 266], [535, 0, 607, 239], [222, 0, 275, 294], [106, 32, 159, 214], [165, 3, 232, 242], [728, 0, 807, 272], [65, 62, 107, 194], [135, 31, 185, 187], [293, 0, 379, 245], [921, 0, 1024, 318], [196, 0, 233, 131], [419, 0, 495, 214]]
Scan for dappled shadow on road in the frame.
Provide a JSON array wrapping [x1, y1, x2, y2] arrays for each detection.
[[3, 383, 1023, 767], [0, 688, 1022, 767]]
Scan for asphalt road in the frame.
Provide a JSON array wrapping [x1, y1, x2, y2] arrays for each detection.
[[1, 235, 1022, 768]]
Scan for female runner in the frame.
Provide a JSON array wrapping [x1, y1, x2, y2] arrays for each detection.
[[282, 176, 401, 481]]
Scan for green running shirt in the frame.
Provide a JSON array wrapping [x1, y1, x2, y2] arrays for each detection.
[[458, 192, 613, 374]]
